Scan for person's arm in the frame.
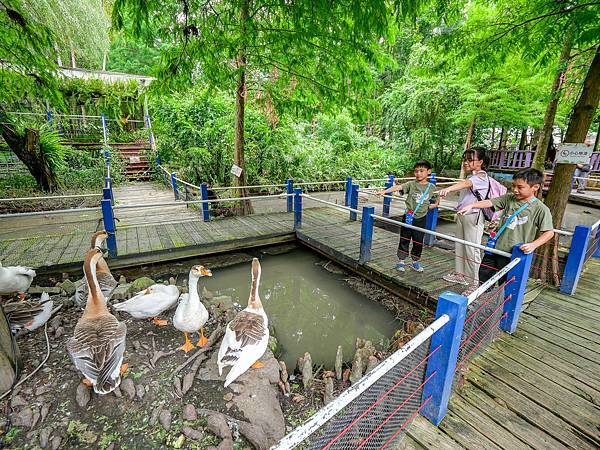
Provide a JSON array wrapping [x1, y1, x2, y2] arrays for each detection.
[[429, 193, 440, 209], [458, 199, 493, 215], [520, 230, 555, 254], [439, 179, 473, 197], [376, 183, 404, 196]]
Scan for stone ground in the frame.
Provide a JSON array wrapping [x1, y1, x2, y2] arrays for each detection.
[[0, 244, 428, 449]]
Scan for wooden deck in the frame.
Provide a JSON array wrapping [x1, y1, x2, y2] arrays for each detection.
[[403, 259, 600, 449]]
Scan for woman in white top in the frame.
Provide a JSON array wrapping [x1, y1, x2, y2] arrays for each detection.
[[439, 146, 490, 287]]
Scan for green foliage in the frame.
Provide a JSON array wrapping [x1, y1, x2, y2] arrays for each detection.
[[39, 124, 68, 175]]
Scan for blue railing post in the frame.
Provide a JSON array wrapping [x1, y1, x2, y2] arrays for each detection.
[[200, 182, 210, 222], [424, 173, 438, 246], [421, 291, 468, 425], [359, 205, 375, 264], [382, 179, 393, 218], [500, 246, 534, 333], [594, 226, 600, 258], [349, 184, 359, 221], [286, 179, 293, 213], [101, 198, 118, 257], [345, 176, 353, 207], [156, 155, 161, 166], [104, 177, 114, 205], [46, 110, 52, 125], [560, 225, 592, 294], [293, 188, 302, 230], [171, 173, 179, 200]]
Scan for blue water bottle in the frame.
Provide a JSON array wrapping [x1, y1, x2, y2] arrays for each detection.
[[485, 231, 497, 255], [405, 210, 414, 225]]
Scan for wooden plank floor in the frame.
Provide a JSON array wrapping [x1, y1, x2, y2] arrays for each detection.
[[404, 259, 600, 449]]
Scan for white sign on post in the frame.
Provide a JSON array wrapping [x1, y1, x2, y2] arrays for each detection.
[[555, 143, 594, 164], [231, 164, 243, 178]]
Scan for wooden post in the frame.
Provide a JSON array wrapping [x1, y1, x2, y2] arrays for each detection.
[[560, 225, 592, 294], [421, 291, 467, 425], [500, 246, 534, 333], [0, 306, 20, 394], [359, 205, 375, 264]]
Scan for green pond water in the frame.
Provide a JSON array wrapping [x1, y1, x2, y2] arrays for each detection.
[[179, 248, 399, 369]]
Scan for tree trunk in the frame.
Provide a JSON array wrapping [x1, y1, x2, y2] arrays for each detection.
[[490, 127, 496, 148], [0, 120, 61, 192], [464, 117, 476, 151], [532, 31, 573, 172], [0, 307, 20, 394], [594, 121, 600, 152], [499, 128, 509, 150], [233, 0, 253, 215], [519, 128, 527, 150], [70, 48, 76, 68], [539, 45, 600, 284]]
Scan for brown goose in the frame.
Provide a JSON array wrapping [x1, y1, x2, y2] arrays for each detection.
[[73, 231, 117, 308], [67, 248, 127, 394], [217, 258, 269, 387], [4, 292, 59, 336]]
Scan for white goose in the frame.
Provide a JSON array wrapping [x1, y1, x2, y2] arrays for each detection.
[[173, 265, 212, 352], [0, 260, 36, 299], [217, 258, 269, 388], [113, 284, 180, 325]]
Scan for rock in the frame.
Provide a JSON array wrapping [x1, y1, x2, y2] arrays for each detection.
[[212, 295, 234, 311], [182, 426, 204, 441], [136, 384, 145, 400], [159, 409, 172, 431], [31, 408, 41, 429], [301, 352, 313, 389], [239, 421, 269, 450], [40, 403, 50, 423], [128, 277, 155, 294], [366, 356, 379, 373], [278, 361, 288, 383], [268, 336, 278, 354], [39, 428, 52, 448], [182, 404, 197, 421], [50, 436, 61, 450], [112, 386, 122, 398], [217, 439, 234, 450], [335, 346, 343, 380], [132, 340, 141, 351], [111, 284, 131, 300], [342, 368, 351, 383], [207, 413, 232, 440], [13, 407, 33, 428], [54, 326, 64, 339], [11, 395, 27, 407], [58, 279, 76, 296], [296, 355, 304, 373], [76, 383, 91, 408], [324, 377, 334, 405], [223, 393, 233, 402], [349, 353, 363, 385], [49, 315, 62, 331], [62, 273, 69, 281], [150, 408, 161, 426], [118, 275, 127, 284], [121, 378, 135, 400]]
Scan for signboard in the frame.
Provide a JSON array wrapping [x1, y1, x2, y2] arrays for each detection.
[[555, 143, 593, 164], [230, 164, 243, 178]]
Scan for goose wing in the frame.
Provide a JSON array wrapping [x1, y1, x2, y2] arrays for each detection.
[[67, 316, 127, 394], [5, 293, 53, 334], [218, 311, 266, 366]]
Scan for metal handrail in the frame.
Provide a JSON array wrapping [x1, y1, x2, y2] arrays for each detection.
[[372, 214, 513, 258], [357, 189, 455, 212], [0, 193, 102, 202], [113, 193, 292, 210], [272, 313, 450, 449], [301, 194, 360, 214], [0, 207, 102, 218]]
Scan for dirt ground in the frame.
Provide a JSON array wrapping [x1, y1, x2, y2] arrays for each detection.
[[0, 245, 429, 449]]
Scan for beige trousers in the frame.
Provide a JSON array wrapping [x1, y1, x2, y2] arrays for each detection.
[[455, 212, 485, 283]]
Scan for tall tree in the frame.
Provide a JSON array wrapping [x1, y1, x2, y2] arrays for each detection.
[[112, 0, 392, 213]]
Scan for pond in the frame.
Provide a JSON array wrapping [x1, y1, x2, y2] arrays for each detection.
[[180, 248, 399, 369]]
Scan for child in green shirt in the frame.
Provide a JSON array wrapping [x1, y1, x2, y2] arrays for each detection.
[[376, 160, 439, 272], [458, 168, 554, 289]]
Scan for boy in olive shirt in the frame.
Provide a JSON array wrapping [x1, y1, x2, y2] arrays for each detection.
[[377, 160, 439, 272], [459, 168, 554, 285]]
